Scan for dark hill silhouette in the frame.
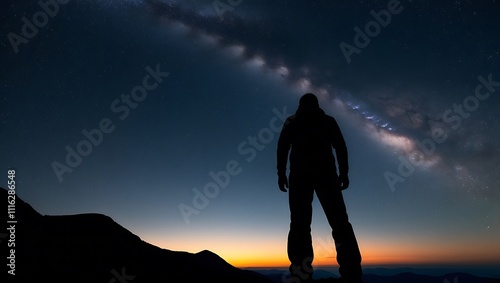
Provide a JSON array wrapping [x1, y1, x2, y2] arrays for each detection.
[[1, 187, 271, 283], [3, 187, 500, 283]]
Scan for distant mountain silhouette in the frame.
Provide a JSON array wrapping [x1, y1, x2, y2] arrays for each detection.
[[256, 269, 500, 283], [1, 187, 272, 283]]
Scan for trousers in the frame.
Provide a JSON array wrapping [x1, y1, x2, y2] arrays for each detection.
[[287, 171, 362, 282]]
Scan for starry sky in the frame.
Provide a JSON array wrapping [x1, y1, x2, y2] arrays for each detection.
[[1, 0, 500, 269]]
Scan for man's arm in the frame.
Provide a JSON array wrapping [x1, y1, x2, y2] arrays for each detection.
[[276, 119, 291, 192], [331, 118, 349, 189]]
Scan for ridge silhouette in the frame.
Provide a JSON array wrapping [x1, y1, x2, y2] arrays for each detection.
[[3, 187, 500, 282], [0, 187, 272, 283]]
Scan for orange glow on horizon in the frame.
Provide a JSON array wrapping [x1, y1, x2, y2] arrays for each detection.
[[228, 254, 500, 269], [147, 237, 500, 269], [140, 230, 500, 269]]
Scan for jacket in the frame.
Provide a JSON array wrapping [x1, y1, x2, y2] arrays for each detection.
[[276, 106, 348, 177]]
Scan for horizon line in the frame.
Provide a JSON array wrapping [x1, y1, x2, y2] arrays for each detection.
[[239, 262, 500, 269]]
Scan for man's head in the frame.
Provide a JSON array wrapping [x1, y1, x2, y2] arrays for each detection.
[[299, 93, 319, 110]]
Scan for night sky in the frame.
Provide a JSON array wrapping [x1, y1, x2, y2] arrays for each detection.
[[1, 0, 500, 269]]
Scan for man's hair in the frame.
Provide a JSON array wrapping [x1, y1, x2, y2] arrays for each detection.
[[299, 93, 319, 109]]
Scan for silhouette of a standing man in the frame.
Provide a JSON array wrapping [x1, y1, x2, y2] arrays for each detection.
[[277, 93, 363, 283]]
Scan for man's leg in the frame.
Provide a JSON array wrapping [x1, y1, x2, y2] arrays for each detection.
[[287, 174, 315, 282], [316, 176, 362, 283]]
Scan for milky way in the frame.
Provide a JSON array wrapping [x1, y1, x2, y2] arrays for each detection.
[[134, 0, 500, 201]]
